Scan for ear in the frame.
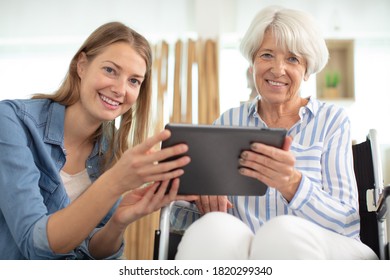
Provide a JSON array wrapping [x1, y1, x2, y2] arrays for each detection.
[[303, 73, 310, 81], [76, 52, 88, 78]]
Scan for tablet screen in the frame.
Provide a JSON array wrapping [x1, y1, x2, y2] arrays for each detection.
[[161, 123, 287, 196]]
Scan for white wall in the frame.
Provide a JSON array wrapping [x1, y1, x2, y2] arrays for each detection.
[[1, 0, 390, 184]]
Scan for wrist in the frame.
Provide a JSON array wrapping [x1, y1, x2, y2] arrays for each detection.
[[283, 170, 302, 202], [99, 168, 126, 197]]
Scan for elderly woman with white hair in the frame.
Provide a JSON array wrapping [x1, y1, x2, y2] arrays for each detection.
[[174, 5, 377, 259]]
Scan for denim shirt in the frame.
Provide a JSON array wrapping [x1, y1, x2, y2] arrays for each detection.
[[0, 99, 122, 259]]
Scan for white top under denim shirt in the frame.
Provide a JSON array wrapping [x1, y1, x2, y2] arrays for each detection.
[[171, 96, 360, 240], [0, 99, 122, 259]]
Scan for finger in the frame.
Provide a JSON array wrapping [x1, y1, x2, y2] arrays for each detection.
[[139, 166, 187, 185], [217, 196, 228, 212], [131, 142, 189, 169], [239, 167, 271, 185], [141, 182, 173, 214], [194, 196, 204, 214], [239, 164, 292, 188], [151, 180, 170, 200], [239, 158, 278, 181], [282, 136, 293, 151], [130, 184, 151, 197], [176, 194, 198, 201], [248, 143, 283, 162], [144, 154, 191, 175], [240, 150, 292, 174], [133, 184, 159, 212], [132, 129, 171, 155], [199, 195, 211, 213], [120, 189, 143, 205], [149, 179, 178, 210], [166, 178, 180, 201], [155, 178, 177, 198], [145, 143, 189, 165], [208, 196, 220, 211]]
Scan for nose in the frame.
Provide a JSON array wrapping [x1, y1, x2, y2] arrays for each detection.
[[270, 59, 286, 77], [112, 77, 127, 96]]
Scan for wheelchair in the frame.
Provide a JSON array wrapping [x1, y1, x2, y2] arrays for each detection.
[[154, 129, 390, 260]]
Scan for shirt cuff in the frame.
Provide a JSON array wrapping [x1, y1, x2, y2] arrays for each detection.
[[79, 227, 125, 260], [33, 216, 123, 259], [287, 175, 314, 211], [32, 215, 61, 259]]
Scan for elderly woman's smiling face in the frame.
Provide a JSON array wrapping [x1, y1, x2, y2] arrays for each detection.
[[252, 30, 308, 105]]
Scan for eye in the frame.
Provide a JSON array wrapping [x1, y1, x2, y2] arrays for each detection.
[[287, 56, 300, 64], [260, 53, 273, 60], [129, 78, 141, 86], [103, 66, 116, 75]]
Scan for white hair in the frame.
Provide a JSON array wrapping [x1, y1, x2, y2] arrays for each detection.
[[239, 6, 329, 76]]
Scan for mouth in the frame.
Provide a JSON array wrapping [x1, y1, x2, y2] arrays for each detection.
[[266, 79, 287, 87], [99, 94, 121, 108]]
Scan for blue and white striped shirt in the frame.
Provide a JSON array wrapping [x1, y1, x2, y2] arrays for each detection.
[[171, 97, 360, 239]]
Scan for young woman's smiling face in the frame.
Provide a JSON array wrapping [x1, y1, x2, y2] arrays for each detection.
[[76, 42, 146, 125], [252, 30, 307, 105]]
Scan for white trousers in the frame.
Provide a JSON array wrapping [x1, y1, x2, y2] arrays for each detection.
[[175, 212, 378, 260]]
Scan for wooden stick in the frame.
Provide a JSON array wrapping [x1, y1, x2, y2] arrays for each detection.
[[186, 39, 195, 123], [171, 40, 182, 123], [211, 40, 220, 122], [197, 39, 207, 124]]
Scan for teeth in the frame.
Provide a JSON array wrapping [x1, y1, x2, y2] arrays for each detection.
[[100, 94, 119, 106], [268, 80, 285, 86]]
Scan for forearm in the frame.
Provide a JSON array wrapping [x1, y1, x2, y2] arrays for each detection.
[[289, 174, 359, 236], [289, 115, 359, 235], [88, 219, 125, 259]]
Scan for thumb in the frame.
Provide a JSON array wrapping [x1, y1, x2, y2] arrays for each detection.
[[282, 136, 293, 151]]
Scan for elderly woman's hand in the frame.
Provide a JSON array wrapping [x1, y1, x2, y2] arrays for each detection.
[[238, 136, 302, 201], [194, 195, 233, 215]]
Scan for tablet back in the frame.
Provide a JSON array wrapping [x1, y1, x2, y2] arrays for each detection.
[[162, 124, 287, 196]]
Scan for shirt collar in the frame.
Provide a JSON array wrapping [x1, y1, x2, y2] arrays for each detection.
[[44, 101, 65, 146], [305, 96, 318, 116], [43, 100, 107, 160], [247, 95, 318, 121], [248, 95, 260, 117]]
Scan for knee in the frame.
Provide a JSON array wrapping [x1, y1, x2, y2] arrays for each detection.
[[258, 215, 306, 238], [175, 212, 253, 259], [180, 211, 250, 237], [249, 216, 327, 259]]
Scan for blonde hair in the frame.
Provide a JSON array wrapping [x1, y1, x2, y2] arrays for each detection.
[[33, 22, 153, 170], [239, 6, 329, 76]]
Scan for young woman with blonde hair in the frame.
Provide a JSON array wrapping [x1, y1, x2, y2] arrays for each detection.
[[0, 22, 193, 260]]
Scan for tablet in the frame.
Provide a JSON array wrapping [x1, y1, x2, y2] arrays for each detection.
[[161, 123, 287, 196]]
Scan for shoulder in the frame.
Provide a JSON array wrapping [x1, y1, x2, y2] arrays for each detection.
[[307, 98, 352, 144], [0, 98, 51, 116], [0, 98, 64, 125], [309, 98, 349, 122]]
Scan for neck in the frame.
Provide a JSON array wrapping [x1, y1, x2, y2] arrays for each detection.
[[64, 103, 100, 152], [258, 97, 308, 129]]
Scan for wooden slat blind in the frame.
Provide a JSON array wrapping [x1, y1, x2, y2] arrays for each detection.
[[123, 38, 220, 260]]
